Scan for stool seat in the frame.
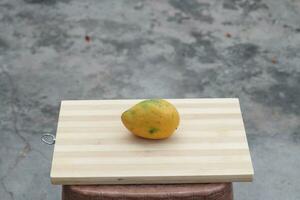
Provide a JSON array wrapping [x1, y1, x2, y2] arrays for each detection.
[[62, 183, 233, 200]]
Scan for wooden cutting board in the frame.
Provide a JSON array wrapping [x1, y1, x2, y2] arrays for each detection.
[[51, 98, 253, 185]]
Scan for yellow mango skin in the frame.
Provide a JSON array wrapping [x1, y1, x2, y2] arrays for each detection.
[[121, 99, 180, 139]]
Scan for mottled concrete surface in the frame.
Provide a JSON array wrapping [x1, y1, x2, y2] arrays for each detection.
[[0, 0, 300, 199]]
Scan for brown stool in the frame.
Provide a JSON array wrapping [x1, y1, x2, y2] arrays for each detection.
[[62, 183, 233, 200]]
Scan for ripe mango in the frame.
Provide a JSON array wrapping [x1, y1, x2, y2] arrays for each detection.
[[121, 99, 180, 139]]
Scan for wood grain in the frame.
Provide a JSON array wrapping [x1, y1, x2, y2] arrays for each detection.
[[50, 98, 254, 185]]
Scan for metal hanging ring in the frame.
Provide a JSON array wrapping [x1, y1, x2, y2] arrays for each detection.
[[41, 133, 56, 145]]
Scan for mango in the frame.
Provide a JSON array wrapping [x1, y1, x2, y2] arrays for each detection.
[[121, 99, 180, 139]]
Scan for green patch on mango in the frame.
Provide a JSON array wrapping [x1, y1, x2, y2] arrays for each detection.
[[140, 99, 161, 109], [148, 127, 159, 134]]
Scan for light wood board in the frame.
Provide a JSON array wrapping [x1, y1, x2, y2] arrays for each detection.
[[50, 98, 254, 185]]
